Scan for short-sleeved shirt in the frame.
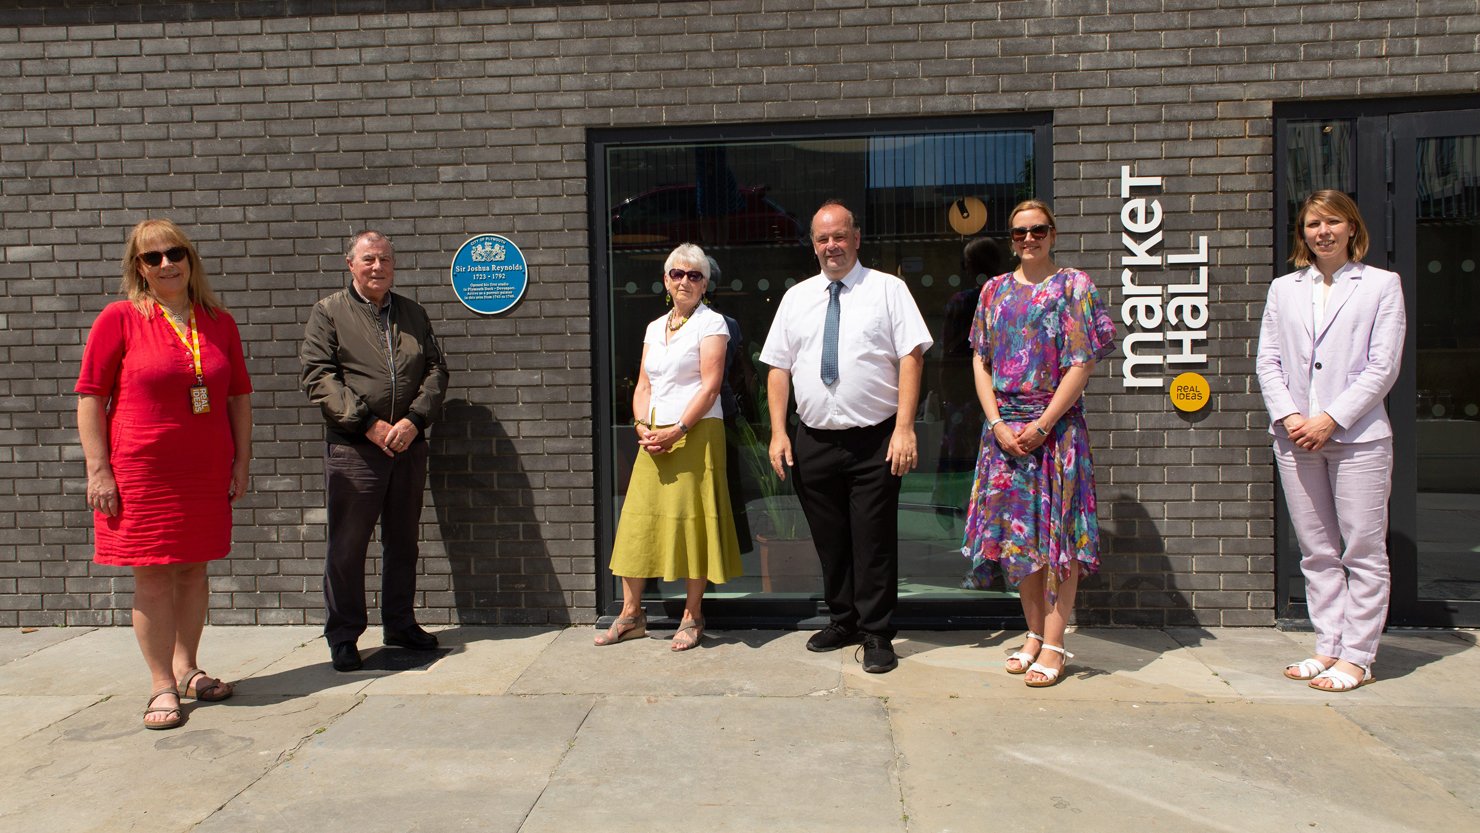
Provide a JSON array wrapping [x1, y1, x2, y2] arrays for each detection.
[[760, 262, 933, 429], [642, 302, 729, 425], [970, 268, 1116, 395]]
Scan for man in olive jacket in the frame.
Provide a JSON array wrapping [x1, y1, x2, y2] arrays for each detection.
[[301, 230, 449, 672]]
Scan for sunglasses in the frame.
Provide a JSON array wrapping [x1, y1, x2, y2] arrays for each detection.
[[1009, 224, 1053, 242], [138, 246, 189, 267], [667, 269, 705, 282]]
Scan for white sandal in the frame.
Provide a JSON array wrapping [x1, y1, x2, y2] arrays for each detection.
[[1005, 631, 1044, 675], [1283, 657, 1331, 681], [1025, 643, 1073, 688], [1309, 664, 1373, 692]]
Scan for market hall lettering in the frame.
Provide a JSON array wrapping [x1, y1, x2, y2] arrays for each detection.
[[1118, 166, 1210, 390]]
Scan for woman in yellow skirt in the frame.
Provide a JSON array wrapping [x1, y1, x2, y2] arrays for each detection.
[[596, 243, 743, 651]]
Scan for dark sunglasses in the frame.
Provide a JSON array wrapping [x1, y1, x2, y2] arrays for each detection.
[[138, 246, 189, 267], [1009, 224, 1053, 242], [667, 269, 705, 282]]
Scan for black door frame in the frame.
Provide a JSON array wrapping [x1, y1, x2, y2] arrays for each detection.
[[1273, 95, 1480, 628], [587, 114, 1053, 628]]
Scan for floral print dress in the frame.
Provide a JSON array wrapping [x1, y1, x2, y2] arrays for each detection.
[[960, 268, 1116, 601]]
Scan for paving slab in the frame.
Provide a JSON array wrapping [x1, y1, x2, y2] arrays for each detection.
[[362, 626, 560, 695], [0, 695, 105, 748], [845, 629, 1234, 703], [0, 626, 94, 666], [508, 628, 842, 697], [889, 698, 1480, 833], [0, 693, 359, 833], [1166, 625, 1316, 701], [1335, 705, 1480, 813], [192, 694, 595, 833], [520, 694, 904, 833], [0, 625, 319, 697]]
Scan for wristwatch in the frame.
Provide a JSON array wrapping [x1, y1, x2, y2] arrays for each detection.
[[677, 420, 690, 435]]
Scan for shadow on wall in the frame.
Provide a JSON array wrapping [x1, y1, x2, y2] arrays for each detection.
[[428, 399, 563, 625], [1077, 493, 1194, 627]]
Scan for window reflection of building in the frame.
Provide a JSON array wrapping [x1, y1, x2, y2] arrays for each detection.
[[602, 123, 1045, 604]]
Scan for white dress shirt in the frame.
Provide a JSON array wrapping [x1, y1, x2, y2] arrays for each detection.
[[642, 302, 728, 425], [760, 262, 933, 430]]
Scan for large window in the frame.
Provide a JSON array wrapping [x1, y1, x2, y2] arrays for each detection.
[[591, 116, 1052, 625]]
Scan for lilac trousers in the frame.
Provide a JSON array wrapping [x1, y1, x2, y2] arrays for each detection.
[[1274, 435, 1392, 667]]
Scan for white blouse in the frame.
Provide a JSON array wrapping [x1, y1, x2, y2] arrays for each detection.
[[641, 302, 729, 425]]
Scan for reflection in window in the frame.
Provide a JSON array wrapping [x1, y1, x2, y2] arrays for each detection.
[[602, 125, 1041, 603]]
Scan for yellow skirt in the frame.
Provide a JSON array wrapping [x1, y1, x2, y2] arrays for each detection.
[[610, 418, 744, 583]]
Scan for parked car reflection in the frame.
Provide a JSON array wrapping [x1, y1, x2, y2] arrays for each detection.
[[610, 184, 807, 249]]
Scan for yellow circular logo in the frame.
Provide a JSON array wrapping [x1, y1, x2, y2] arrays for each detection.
[[948, 197, 987, 236], [1170, 372, 1210, 412]]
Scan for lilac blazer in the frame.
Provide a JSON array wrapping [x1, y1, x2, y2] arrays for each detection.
[[1256, 262, 1407, 444]]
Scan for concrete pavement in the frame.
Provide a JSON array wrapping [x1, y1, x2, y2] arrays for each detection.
[[2, 624, 1477, 832]]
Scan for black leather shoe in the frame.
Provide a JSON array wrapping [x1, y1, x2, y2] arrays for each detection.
[[807, 623, 862, 653], [859, 635, 898, 674], [383, 624, 438, 651], [331, 641, 362, 672]]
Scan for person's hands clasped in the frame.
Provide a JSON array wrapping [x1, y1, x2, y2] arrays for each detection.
[[1284, 412, 1336, 452], [886, 428, 920, 477], [638, 424, 684, 456], [367, 418, 418, 457], [87, 468, 121, 517], [990, 420, 1028, 457], [1015, 421, 1052, 455]]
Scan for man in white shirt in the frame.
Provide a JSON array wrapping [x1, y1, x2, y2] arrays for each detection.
[[760, 201, 933, 673]]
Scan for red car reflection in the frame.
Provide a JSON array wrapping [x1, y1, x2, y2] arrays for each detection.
[[610, 185, 806, 248]]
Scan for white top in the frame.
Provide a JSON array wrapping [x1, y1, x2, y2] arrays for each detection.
[[1307, 262, 1355, 415], [760, 262, 934, 430], [642, 302, 729, 425]]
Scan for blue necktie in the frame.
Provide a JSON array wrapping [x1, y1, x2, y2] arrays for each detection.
[[821, 280, 841, 386]]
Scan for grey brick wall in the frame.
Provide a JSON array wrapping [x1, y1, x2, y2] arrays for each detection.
[[3, 1, 1477, 628]]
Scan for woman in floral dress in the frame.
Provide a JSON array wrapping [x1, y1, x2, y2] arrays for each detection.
[[960, 200, 1116, 687]]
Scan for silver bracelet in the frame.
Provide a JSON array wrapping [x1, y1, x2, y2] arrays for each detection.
[[987, 417, 1004, 430]]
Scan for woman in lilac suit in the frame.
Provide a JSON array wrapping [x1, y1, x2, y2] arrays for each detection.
[[1256, 190, 1406, 692]]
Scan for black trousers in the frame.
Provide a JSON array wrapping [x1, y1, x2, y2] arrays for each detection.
[[793, 416, 901, 639], [322, 440, 428, 646]]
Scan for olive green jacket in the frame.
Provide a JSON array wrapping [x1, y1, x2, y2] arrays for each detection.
[[300, 284, 449, 445]]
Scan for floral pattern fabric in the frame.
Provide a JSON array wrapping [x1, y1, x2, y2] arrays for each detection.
[[960, 268, 1116, 602]]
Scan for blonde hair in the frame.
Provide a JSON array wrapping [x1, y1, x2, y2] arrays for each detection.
[[1291, 189, 1369, 268], [1007, 199, 1057, 230], [120, 219, 223, 318]]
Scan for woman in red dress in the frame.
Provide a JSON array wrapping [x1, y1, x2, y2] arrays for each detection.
[[76, 220, 253, 729]]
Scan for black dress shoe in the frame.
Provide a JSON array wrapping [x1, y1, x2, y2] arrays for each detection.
[[383, 624, 438, 651], [807, 623, 862, 653], [331, 641, 362, 672], [859, 635, 898, 674]]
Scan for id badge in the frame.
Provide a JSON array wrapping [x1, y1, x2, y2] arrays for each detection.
[[190, 385, 211, 415]]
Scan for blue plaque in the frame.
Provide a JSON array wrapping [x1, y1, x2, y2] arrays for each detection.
[[450, 233, 529, 315]]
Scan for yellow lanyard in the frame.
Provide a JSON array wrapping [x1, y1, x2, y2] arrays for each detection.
[[159, 302, 204, 384]]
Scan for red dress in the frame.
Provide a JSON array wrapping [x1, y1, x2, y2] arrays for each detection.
[[76, 301, 252, 566]]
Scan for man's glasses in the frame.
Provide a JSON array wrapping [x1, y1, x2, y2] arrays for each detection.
[[138, 247, 189, 267], [668, 269, 705, 282], [1009, 224, 1053, 242]]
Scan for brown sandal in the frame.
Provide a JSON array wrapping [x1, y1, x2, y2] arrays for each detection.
[[143, 688, 182, 730], [670, 618, 704, 652], [179, 668, 233, 702], [593, 612, 647, 646]]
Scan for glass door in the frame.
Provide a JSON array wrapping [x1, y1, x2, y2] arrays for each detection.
[[1390, 109, 1480, 625]]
